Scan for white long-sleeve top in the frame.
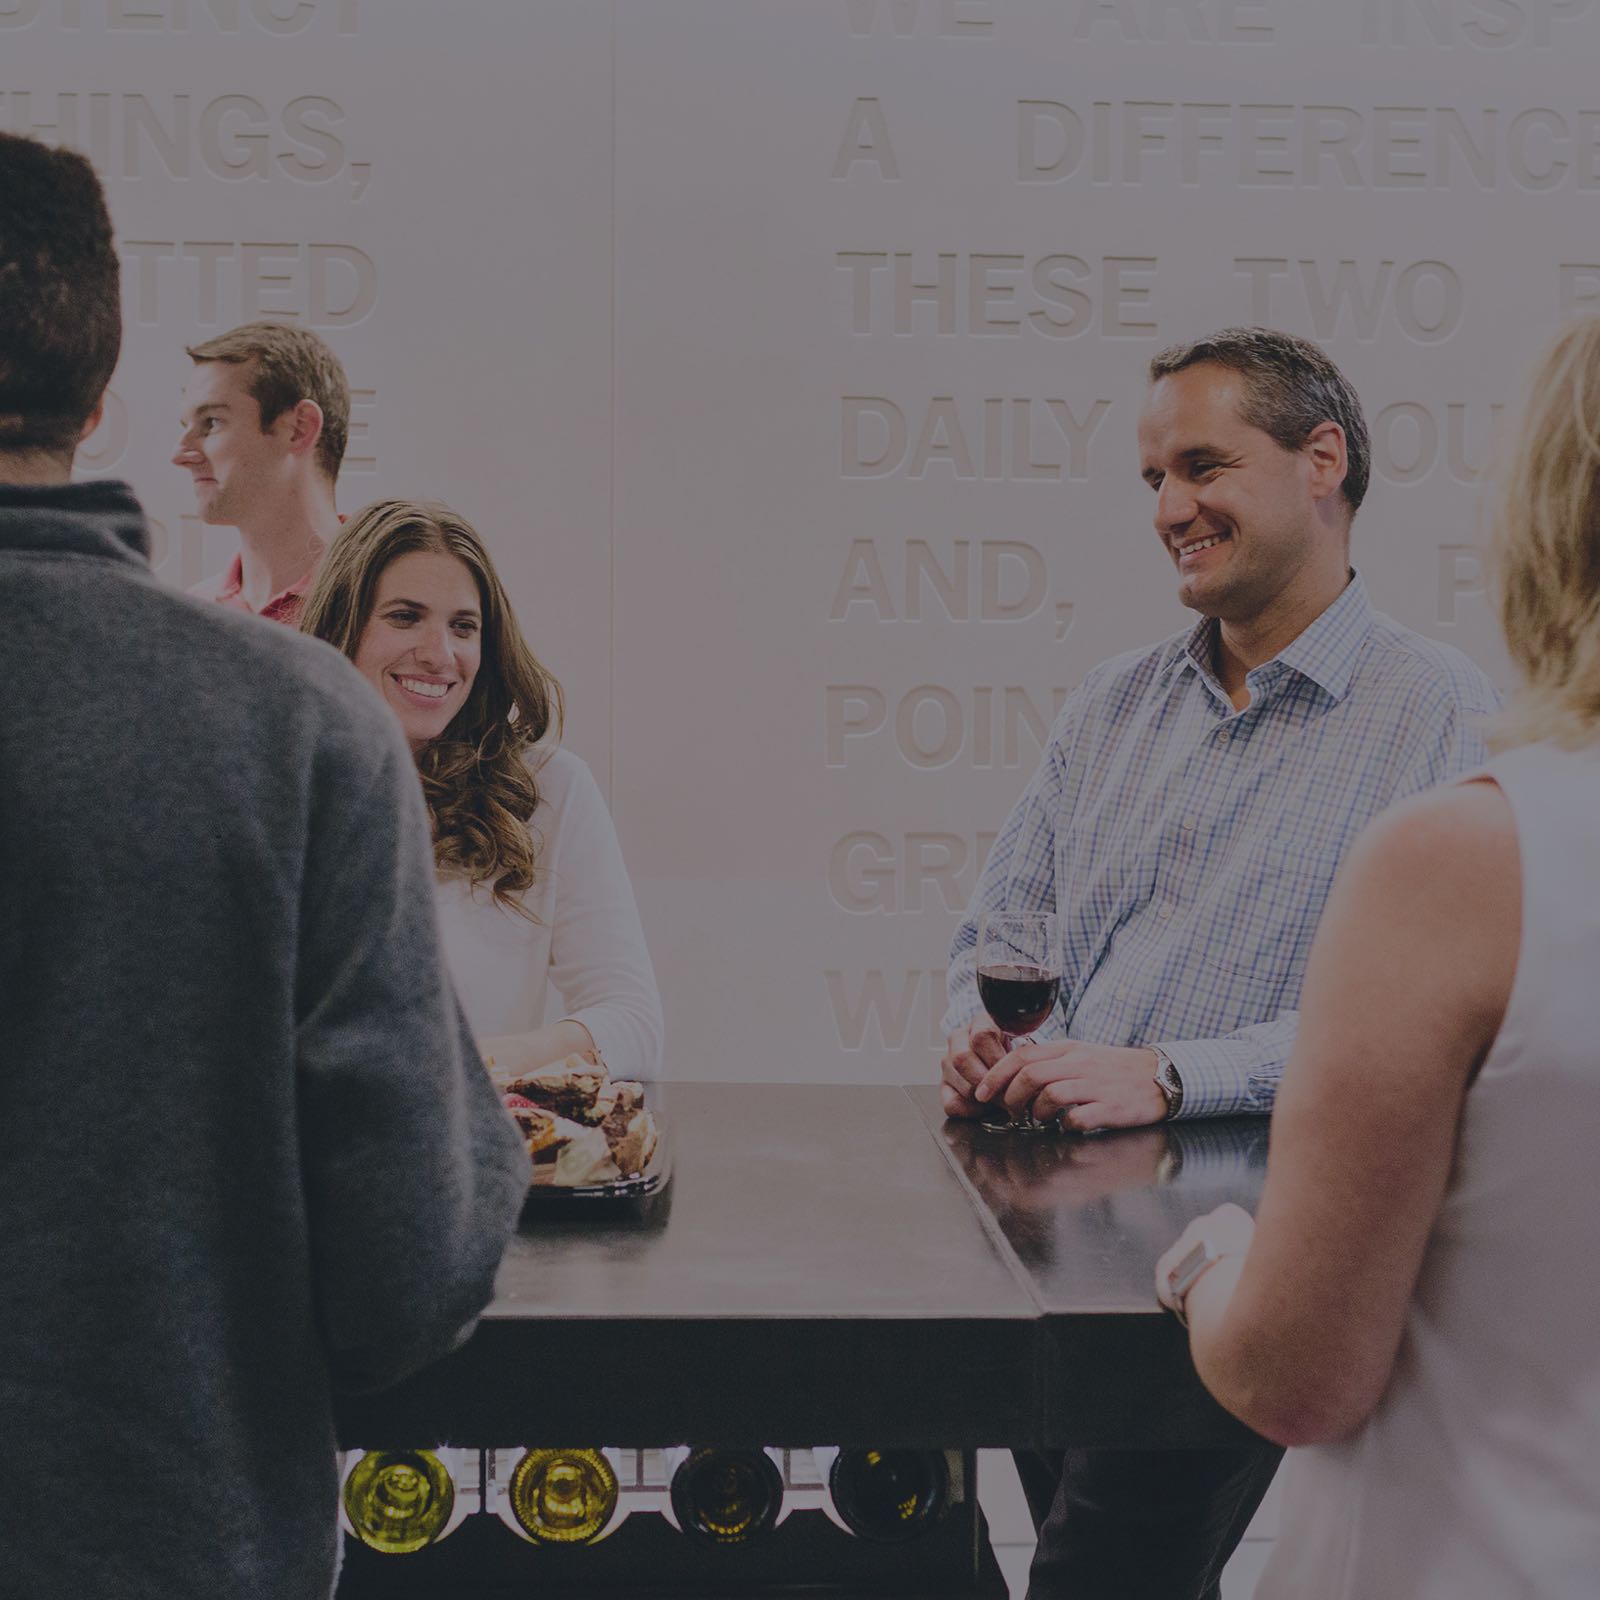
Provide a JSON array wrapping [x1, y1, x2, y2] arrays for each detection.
[[433, 746, 663, 1079]]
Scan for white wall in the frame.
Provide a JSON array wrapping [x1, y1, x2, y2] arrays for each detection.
[[18, 0, 1595, 1080]]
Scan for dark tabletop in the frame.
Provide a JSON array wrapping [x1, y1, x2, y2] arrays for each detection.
[[336, 1084, 1268, 1451], [913, 1089, 1269, 1447]]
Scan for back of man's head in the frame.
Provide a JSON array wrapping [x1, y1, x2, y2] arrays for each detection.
[[0, 133, 122, 466], [1149, 326, 1371, 520], [185, 321, 350, 482]]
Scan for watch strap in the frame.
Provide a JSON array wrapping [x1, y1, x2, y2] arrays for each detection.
[[1151, 1045, 1183, 1120], [1167, 1236, 1232, 1328]]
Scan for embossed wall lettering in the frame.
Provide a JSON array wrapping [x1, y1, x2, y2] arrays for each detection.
[[1437, 543, 1487, 623], [833, 97, 899, 178], [837, 250, 1158, 337], [0, 92, 367, 190], [1559, 263, 1600, 315], [344, 387, 377, 473], [828, 831, 1000, 913], [1018, 99, 1600, 190], [1371, 401, 1503, 484], [826, 969, 948, 1050], [20, 1, 1551, 1080], [77, 388, 130, 474], [1358, 0, 1594, 48], [825, 684, 1071, 770], [828, 538, 1071, 631], [0, 0, 358, 32], [842, 395, 1111, 479], [121, 239, 377, 326], [1067, 0, 1274, 41], [844, 0, 994, 36], [1235, 259, 1464, 342], [139, 513, 207, 589]]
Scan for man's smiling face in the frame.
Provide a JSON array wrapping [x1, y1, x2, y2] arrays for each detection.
[[1137, 363, 1330, 627]]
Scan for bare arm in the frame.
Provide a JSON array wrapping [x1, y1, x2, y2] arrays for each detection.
[[1164, 781, 1519, 1445], [480, 1019, 599, 1083]]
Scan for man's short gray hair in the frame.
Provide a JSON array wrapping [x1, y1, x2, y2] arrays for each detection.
[[1149, 327, 1371, 517]]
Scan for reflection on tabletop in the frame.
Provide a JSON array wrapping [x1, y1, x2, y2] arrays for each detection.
[[940, 1115, 1268, 1211], [939, 1114, 1270, 1305]]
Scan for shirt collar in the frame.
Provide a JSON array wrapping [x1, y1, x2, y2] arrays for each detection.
[[1171, 569, 1374, 705], [214, 550, 320, 615], [1269, 569, 1374, 700]]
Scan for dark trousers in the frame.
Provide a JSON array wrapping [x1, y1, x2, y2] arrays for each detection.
[[1013, 1443, 1284, 1600]]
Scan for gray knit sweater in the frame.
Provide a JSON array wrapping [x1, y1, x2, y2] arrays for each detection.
[[0, 481, 529, 1599]]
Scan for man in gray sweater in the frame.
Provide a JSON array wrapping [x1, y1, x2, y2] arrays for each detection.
[[0, 134, 530, 1598]]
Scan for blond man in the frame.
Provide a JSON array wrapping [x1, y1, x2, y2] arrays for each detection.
[[173, 320, 349, 623]]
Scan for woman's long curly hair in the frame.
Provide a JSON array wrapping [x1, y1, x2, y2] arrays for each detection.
[[300, 499, 564, 915], [1486, 317, 1600, 752]]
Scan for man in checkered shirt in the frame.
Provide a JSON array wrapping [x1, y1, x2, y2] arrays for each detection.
[[942, 328, 1498, 1600]]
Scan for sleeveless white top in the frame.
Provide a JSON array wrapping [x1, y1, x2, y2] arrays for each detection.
[[1260, 740, 1600, 1599]]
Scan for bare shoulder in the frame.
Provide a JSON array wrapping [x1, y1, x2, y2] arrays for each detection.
[[1351, 780, 1518, 905], [1333, 780, 1520, 1030]]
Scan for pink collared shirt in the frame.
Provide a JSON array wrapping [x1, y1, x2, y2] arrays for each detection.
[[189, 551, 319, 626]]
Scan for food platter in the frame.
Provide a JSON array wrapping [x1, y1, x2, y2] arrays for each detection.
[[488, 1053, 670, 1207], [522, 1119, 672, 1205]]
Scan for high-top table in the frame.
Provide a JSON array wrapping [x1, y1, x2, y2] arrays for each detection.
[[334, 1083, 1269, 1597], [337, 1083, 1268, 1449]]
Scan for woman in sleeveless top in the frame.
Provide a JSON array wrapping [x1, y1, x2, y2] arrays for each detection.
[[1153, 317, 1600, 1599], [299, 500, 663, 1083]]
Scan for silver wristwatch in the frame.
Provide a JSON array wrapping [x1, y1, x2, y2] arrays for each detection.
[[1151, 1045, 1183, 1120]]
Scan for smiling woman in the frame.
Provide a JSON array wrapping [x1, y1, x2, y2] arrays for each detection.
[[299, 500, 664, 1082], [353, 548, 485, 751]]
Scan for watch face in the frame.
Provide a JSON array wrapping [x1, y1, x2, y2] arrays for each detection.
[[1155, 1057, 1182, 1119]]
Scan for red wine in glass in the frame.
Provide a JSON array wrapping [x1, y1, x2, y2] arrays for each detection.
[[973, 911, 1063, 1131], [977, 962, 1061, 1036]]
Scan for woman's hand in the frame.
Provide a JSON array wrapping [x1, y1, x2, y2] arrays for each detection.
[[1154, 1203, 1255, 1317], [478, 1022, 599, 1086]]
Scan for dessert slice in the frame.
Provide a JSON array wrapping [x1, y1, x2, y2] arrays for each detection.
[[602, 1104, 660, 1179], [503, 1095, 562, 1157], [504, 1056, 610, 1124], [552, 1121, 622, 1186], [607, 1081, 645, 1118]]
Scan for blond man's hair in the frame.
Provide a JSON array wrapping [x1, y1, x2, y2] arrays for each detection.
[[185, 321, 349, 481]]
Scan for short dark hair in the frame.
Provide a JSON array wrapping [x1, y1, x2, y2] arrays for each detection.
[[185, 321, 350, 481], [0, 133, 122, 460], [1149, 327, 1371, 517]]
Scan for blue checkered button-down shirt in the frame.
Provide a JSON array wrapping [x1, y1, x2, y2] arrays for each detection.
[[945, 572, 1500, 1117]]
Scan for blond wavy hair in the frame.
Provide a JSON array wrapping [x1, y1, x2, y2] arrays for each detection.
[[1488, 317, 1600, 752], [300, 500, 564, 914]]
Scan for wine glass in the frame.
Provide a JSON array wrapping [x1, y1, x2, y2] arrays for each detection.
[[975, 910, 1062, 1133]]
